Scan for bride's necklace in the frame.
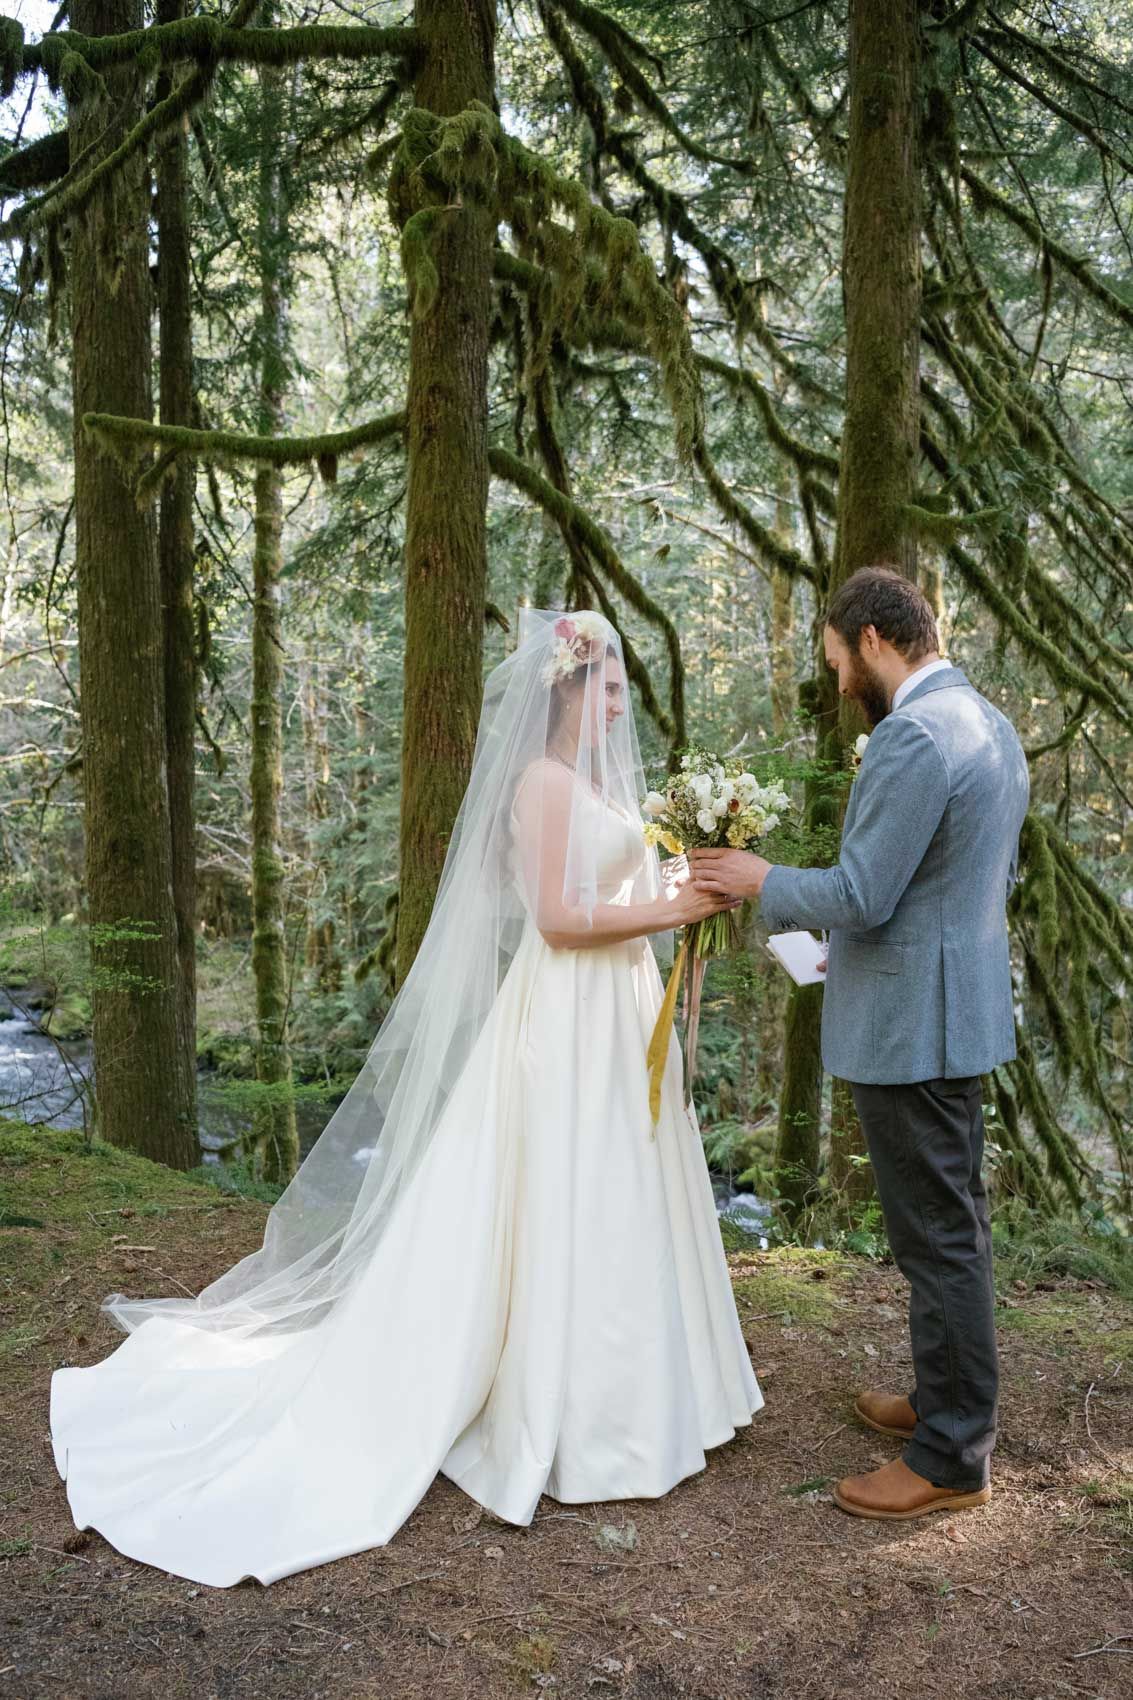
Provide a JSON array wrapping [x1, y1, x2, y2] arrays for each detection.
[[547, 743, 577, 773]]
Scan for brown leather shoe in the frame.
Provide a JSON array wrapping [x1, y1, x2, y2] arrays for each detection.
[[854, 1389, 916, 1439], [834, 1457, 991, 1520]]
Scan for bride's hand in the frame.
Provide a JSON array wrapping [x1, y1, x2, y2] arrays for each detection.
[[659, 853, 690, 894], [665, 880, 743, 928]]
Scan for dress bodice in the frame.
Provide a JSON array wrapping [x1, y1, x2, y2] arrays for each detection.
[[508, 773, 646, 910]]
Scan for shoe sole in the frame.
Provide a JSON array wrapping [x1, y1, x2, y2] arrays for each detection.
[[833, 1485, 991, 1520], [853, 1399, 915, 1441]]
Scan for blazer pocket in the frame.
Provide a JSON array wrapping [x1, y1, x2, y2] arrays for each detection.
[[846, 939, 904, 975]]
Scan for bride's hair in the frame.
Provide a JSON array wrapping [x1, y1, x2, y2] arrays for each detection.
[[547, 641, 618, 739]]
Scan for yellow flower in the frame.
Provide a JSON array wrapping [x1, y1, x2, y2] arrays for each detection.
[[644, 822, 685, 856]]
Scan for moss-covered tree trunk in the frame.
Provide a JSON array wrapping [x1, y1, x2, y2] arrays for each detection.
[[301, 636, 342, 992], [824, 0, 923, 1216], [70, 0, 195, 1168], [394, 0, 497, 982], [759, 456, 795, 1108], [248, 35, 298, 1184], [155, 0, 199, 1152], [768, 472, 822, 1224]]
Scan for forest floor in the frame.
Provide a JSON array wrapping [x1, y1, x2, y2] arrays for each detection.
[[1, 1123, 1131, 1700]]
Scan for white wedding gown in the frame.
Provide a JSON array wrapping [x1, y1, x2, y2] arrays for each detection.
[[50, 791, 763, 1586]]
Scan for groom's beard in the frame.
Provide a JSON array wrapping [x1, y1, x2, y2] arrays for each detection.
[[846, 651, 891, 728]]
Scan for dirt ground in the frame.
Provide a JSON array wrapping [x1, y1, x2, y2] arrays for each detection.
[[1, 1125, 1131, 1700]]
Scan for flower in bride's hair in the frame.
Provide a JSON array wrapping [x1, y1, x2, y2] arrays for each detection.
[[541, 610, 612, 685], [572, 612, 608, 640]]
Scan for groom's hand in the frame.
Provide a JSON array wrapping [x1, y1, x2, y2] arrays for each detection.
[[688, 847, 772, 901]]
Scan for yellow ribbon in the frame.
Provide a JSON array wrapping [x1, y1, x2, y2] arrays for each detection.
[[646, 933, 688, 1131]]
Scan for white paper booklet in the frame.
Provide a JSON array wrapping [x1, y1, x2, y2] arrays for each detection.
[[765, 930, 827, 985]]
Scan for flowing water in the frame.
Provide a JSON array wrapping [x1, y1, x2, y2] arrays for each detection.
[[0, 983, 769, 1241]]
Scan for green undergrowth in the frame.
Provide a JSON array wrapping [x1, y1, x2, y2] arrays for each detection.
[[0, 1120, 265, 1366], [728, 1245, 845, 1326], [990, 1203, 1133, 1301], [996, 1289, 1133, 1363]]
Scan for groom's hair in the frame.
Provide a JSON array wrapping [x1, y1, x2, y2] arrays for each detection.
[[825, 566, 939, 661]]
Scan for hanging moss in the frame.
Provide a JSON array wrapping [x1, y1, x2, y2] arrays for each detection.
[[1007, 1040, 1087, 1209], [991, 1074, 1059, 1215], [0, 15, 24, 98]]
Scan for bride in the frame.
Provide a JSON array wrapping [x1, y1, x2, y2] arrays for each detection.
[[50, 608, 763, 1587]]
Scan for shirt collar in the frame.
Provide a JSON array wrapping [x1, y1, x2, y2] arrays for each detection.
[[891, 656, 952, 711]]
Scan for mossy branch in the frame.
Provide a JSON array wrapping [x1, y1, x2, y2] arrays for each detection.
[[83, 410, 406, 500], [3, 63, 209, 241], [947, 542, 1132, 726], [982, 17, 1133, 123], [692, 435, 817, 585], [0, 129, 69, 194], [973, 34, 1133, 177], [900, 501, 1005, 544], [1006, 1037, 1087, 1209], [991, 1075, 1061, 1215], [19, 22, 421, 87], [546, 0, 755, 175], [960, 164, 1133, 334], [489, 444, 685, 751], [697, 354, 840, 479], [391, 101, 704, 461]]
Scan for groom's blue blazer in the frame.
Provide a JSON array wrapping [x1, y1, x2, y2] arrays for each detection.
[[760, 665, 1030, 1085]]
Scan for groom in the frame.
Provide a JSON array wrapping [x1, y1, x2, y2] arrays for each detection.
[[690, 566, 1030, 1520]]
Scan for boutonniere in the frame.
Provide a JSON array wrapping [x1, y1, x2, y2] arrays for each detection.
[[850, 732, 869, 778]]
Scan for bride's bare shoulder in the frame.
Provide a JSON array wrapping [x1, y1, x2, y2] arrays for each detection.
[[512, 758, 575, 815]]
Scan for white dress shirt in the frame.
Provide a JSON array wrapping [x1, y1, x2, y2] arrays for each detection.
[[892, 656, 952, 712]]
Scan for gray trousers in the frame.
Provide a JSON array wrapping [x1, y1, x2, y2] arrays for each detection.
[[850, 1076, 998, 1491]]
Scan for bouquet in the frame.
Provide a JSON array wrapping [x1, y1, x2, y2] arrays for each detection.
[[642, 748, 791, 1126]]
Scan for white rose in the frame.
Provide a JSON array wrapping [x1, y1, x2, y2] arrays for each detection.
[[712, 795, 730, 818], [573, 611, 607, 640], [644, 791, 667, 818], [689, 773, 714, 805], [696, 808, 718, 835], [854, 733, 870, 759]]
